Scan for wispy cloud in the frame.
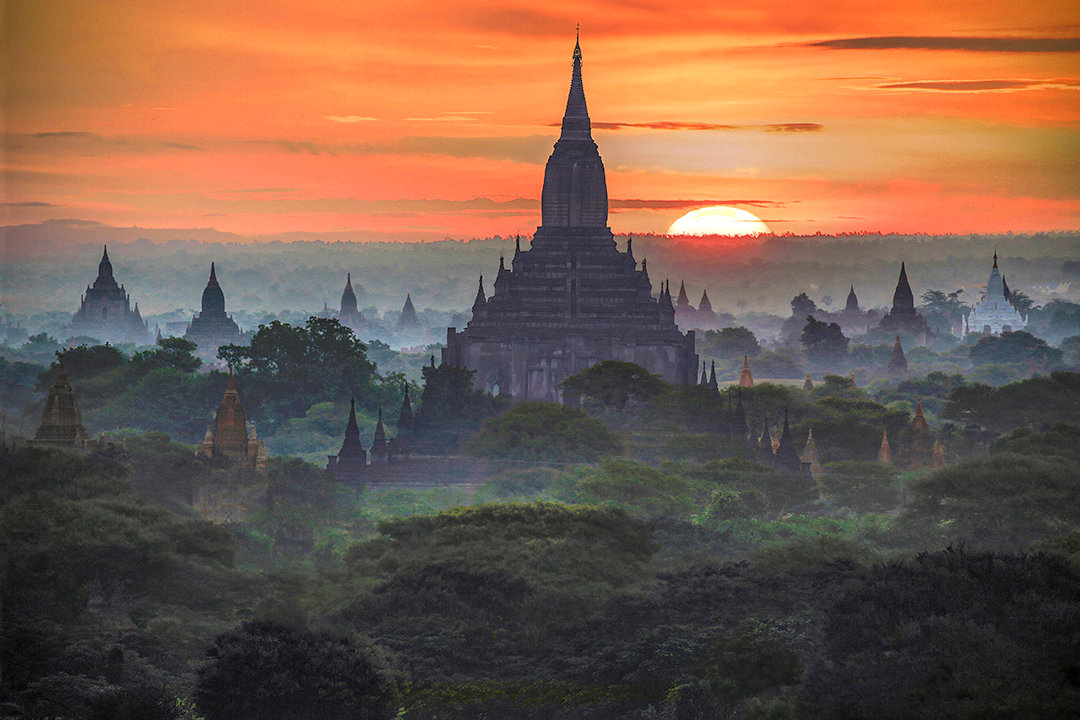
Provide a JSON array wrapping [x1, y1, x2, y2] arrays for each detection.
[[323, 115, 379, 123], [610, 199, 785, 210], [586, 121, 824, 132], [1, 201, 56, 207], [877, 79, 1080, 92], [808, 36, 1080, 52]]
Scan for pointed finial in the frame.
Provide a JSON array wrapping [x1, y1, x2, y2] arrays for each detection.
[[499, 255, 505, 272], [993, 249, 998, 268], [209, 262, 217, 281], [515, 234, 521, 254]]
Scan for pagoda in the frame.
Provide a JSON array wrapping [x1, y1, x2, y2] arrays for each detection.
[[965, 253, 1026, 336], [184, 263, 243, 359], [32, 357, 89, 448], [338, 273, 366, 329], [196, 372, 267, 470], [443, 36, 698, 401], [71, 246, 150, 344], [878, 263, 931, 341], [326, 398, 368, 482]]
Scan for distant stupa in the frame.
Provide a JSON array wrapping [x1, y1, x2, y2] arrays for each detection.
[[32, 356, 89, 448], [965, 252, 1026, 336], [184, 263, 243, 358], [398, 293, 420, 328], [71, 246, 150, 344]]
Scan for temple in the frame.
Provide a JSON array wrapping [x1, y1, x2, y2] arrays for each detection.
[[398, 293, 420, 328], [326, 388, 416, 483], [878, 263, 930, 341], [71, 246, 150, 345], [965, 253, 1026, 336], [443, 37, 698, 401], [184, 263, 243, 360], [196, 373, 267, 470], [887, 335, 908, 374], [338, 273, 366, 329], [32, 357, 89, 448]]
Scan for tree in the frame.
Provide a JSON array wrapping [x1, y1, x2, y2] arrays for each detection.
[[412, 362, 501, 452], [920, 288, 966, 334], [559, 360, 667, 410], [819, 461, 900, 512], [130, 337, 202, 374], [196, 620, 400, 720], [465, 402, 623, 462], [969, 331, 1062, 367], [790, 292, 817, 318], [218, 317, 377, 425], [36, 344, 126, 390], [700, 327, 762, 360], [800, 316, 849, 365], [1009, 289, 1035, 317]]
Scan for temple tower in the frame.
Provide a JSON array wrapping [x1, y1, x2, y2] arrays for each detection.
[[888, 335, 908, 374], [443, 37, 697, 401], [878, 263, 931, 339], [739, 356, 754, 388], [32, 357, 89, 448], [965, 253, 1026, 335], [326, 398, 368, 482], [196, 372, 266, 469], [71, 246, 150, 344], [398, 294, 420, 328], [338, 273, 366, 328], [184, 263, 243, 359]]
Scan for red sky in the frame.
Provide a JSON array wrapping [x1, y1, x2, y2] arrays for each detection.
[[3, 0, 1079, 240]]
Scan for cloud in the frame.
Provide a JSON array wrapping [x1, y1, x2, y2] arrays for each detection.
[[31, 131, 98, 139], [324, 115, 378, 123], [586, 121, 824, 132], [609, 199, 785, 210], [1, 201, 55, 207], [876, 79, 1080, 92], [808, 36, 1080, 52]]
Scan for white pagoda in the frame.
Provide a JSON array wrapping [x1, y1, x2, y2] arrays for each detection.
[[964, 253, 1026, 336]]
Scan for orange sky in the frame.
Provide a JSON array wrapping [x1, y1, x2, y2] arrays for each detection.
[[3, 0, 1079, 240]]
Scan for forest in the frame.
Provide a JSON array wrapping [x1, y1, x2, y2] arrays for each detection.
[[2, 314, 1080, 719]]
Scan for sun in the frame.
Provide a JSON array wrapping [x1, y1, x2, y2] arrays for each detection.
[[667, 206, 771, 237]]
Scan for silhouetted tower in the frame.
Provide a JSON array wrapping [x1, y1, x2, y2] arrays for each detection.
[[708, 361, 718, 390], [185, 263, 243, 357], [698, 290, 714, 315], [540, 30, 607, 228], [398, 294, 420, 328], [775, 406, 801, 471], [71, 245, 149, 344], [32, 356, 89, 447], [803, 373, 814, 391], [844, 284, 860, 313], [888, 335, 908, 374], [339, 273, 366, 326], [326, 397, 367, 482], [369, 408, 389, 464]]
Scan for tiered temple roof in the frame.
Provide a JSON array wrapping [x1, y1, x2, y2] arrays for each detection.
[[71, 246, 149, 345], [185, 263, 243, 358], [32, 357, 89, 447], [196, 372, 266, 469], [966, 253, 1026, 336], [443, 37, 697, 400]]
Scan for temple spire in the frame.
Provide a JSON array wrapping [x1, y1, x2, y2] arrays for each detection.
[[473, 275, 486, 310]]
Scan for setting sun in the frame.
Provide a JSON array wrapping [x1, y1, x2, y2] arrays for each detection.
[[667, 206, 772, 237]]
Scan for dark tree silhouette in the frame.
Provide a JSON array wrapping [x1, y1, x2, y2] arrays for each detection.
[[196, 620, 400, 720]]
